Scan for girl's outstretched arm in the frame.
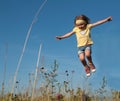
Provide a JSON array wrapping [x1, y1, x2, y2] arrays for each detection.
[[91, 16, 112, 27], [56, 31, 75, 40]]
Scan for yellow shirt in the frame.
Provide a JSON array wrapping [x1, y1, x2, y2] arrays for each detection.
[[73, 24, 93, 47]]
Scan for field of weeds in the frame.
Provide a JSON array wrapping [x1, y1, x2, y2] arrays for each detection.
[[1, 60, 120, 101]]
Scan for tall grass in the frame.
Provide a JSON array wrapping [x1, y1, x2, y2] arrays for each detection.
[[1, 60, 120, 101]]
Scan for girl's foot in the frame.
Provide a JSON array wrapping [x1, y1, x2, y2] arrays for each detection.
[[85, 66, 91, 77], [89, 63, 96, 73]]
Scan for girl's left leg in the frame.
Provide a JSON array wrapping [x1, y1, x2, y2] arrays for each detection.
[[78, 53, 91, 77], [85, 49, 96, 72]]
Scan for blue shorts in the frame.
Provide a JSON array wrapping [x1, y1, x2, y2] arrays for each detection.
[[77, 45, 92, 55]]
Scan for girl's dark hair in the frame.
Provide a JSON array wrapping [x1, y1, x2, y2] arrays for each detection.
[[74, 14, 90, 25]]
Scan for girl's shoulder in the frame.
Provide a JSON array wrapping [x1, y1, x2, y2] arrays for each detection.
[[87, 24, 93, 29], [73, 26, 79, 31], [72, 26, 79, 32]]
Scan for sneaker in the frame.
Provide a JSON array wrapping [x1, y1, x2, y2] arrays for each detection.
[[89, 63, 96, 73], [85, 66, 91, 77]]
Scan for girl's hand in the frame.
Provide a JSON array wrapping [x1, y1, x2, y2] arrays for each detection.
[[56, 36, 62, 40], [107, 16, 112, 21]]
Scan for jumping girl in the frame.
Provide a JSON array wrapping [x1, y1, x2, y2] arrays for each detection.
[[56, 15, 112, 77]]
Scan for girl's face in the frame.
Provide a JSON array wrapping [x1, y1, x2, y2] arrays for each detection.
[[75, 19, 87, 29], [76, 23, 86, 29]]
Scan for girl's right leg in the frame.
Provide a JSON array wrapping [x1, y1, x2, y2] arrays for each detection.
[[85, 49, 96, 73], [78, 53, 91, 77]]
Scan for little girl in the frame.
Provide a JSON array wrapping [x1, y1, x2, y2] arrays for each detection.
[[56, 15, 112, 77]]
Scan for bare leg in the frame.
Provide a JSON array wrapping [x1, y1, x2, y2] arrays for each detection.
[[79, 52, 87, 67], [85, 49, 93, 64], [85, 49, 96, 72], [79, 52, 91, 76]]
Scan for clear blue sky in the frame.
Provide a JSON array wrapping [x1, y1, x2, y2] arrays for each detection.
[[0, 0, 120, 93]]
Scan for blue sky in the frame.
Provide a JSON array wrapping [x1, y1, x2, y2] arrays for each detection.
[[0, 0, 120, 93]]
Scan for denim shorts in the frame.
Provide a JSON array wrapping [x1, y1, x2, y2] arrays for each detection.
[[77, 45, 92, 55]]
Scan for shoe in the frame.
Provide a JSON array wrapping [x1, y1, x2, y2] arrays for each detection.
[[89, 63, 96, 73], [85, 66, 91, 77]]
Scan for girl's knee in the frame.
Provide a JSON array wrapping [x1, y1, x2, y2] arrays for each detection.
[[79, 54, 85, 61], [85, 49, 91, 57], [86, 54, 91, 58]]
